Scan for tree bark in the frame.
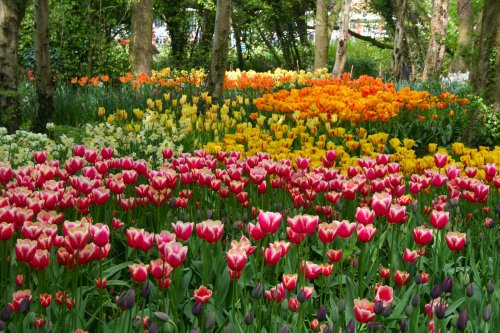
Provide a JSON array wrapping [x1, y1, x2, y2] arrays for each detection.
[[422, 0, 450, 81], [233, 24, 245, 70], [332, 0, 350, 78], [471, 0, 499, 107], [0, 0, 26, 133], [450, 0, 472, 73], [33, 0, 54, 134], [392, 0, 406, 80], [207, 0, 232, 101], [314, 0, 329, 69], [164, 0, 188, 67], [129, 0, 153, 75]]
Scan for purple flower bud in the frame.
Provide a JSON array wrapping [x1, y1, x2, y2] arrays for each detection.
[[317, 305, 327, 321], [430, 284, 442, 298], [456, 309, 468, 330], [245, 311, 254, 325], [411, 295, 420, 307], [117, 289, 136, 309], [192, 301, 203, 316], [435, 303, 447, 319], [466, 283, 474, 297], [442, 276, 454, 293], [483, 304, 492, 322], [400, 318, 408, 332], [346, 319, 355, 333], [374, 300, 384, 314]]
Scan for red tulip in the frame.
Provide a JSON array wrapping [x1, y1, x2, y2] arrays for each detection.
[[226, 248, 247, 272], [356, 224, 377, 243], [160, 241, 188, 268], [14, 239, 38, 262], [155, 230, 176, 248], [34, 151, 47, 164], [39, 293, 52, 307], [353, 298, 375, 323], [386, 204, 406, 224], [371, 192, 392, 217], [287, 214, 319, 235], [0, 222, 15, 240], [9, 289, 32, 312], [95, 277, 107, 289], [334, 220, 356, 239], [326, 249, 343, 263], [257, 211, 282, 234], [301, 261, 322, 280], [394, 270, 410, 286], [248, 222, 265, 241], [15, 274, 25, 286], [288, 298, 299, 312], [29, 249, 50, 270], [171, 221, 194, 241], [263, 243, 282, 265], [126, 227, 155, 252], [295, 157, 311, 170], [300, 286, 314, 301], [282, 274, 298, 291], [129, 263, 149, 283], [265, 283, 286, 302], [230, 235, 256, 255], [355, 207, 375, 225], [402, 248, 420, 263], [196, 219, 224, 243], [445, 232, 466, 252], [64, 222, 90, 251], [286, 227, 306, 244], [434, 153, 448, 168], [379, 266, 390, 279], [194, 285, 212, 304], [430, 210, 449, 230], [112, 217, 125, 230], [413, 226, 433, 246], [320, 263, 334, 276], [374, 285, 393, 306], [318, 222, 337, 243], [90, 223, 110, 247]]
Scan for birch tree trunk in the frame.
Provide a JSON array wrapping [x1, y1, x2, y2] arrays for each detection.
[[332, 0, 350, 78], [314, 0, 329, 69], [422, 0, 450, 81], [129, 0, 153, 75], [207, 0, 232, 101], [392, 0, 406, 80], [33, 0, 54, 134], [0, 0, 26, 133], [450, 0, 472, 73]]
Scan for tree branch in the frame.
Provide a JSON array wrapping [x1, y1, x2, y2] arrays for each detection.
[[347, 29, 392, 49]]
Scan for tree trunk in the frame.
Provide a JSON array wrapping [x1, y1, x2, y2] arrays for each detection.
[[32, 0, 54, 134], [449, 0, 472, 73], [471, 0, 499, 106], [129, 0, 153, 75], [332, 0, 350, 78], [0, 0, 26, 133], [314, 0, 329, 69], [422, 0, 450, 81], [164, 1, 188, 67], [234, 24, 245, 70], [392, 0, 406, 80], [207, 0, 232, 101]]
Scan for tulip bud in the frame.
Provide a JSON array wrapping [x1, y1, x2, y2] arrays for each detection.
[[221, 217, 227, 225], [382, 303, 392, 317], [149, 322, 158, 333], [242, 211, 248, 223], [456, 309, 468, 330], [435, 303, 447, 319], [190, 328, 201, 333], [374, 300, 384, 314], [1, 306, 11, 321], [346, 319, 355, 333], [169, 197, 177, 209], [132, 317, 142, 331], [337, 299, 346, 313], [245, 311, 254, 325], [117, 289, 136, 309], [414, 273, 422, 285], [206, 209, 213, 220], [310, 319, 319, 331], [405, 305, 413, 316], [442, 276, 453, 293], [192, 302, 203, 316], [400, 318, 408, 332], [323, 323, 334, 333], [486, 279, 494, 294], [279, 325, 290, 333], [154, 311, 169, 322], [19, 296, 31, 313], [141, 281, 151, 299], [195, 210, 202, 221], [276, 203, 283, 212], [483, 304, 492, 322], [466, 283, 474, 297], [297, 290, 307, 303], [205, 311, 216, 330], [252, 283, 263, 299], [367, 322, 383, 330], [317, 305, 327, 321], [430, 284, 442, 298], [411, 295, 420, 307], [461, 272, 470, 285]]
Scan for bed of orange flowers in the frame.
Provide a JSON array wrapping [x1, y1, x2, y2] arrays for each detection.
[[254, 75, 468, 123]]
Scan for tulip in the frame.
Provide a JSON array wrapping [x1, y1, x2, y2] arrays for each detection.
[[335, 220, 356, 238], [263, 243, 282, 265], [171, 221, 194, 241], [282, 274, 298, 291], [374, 285, 393, 307], [39, 293, 52, 307], [9, 290, 32, 312], [29, 249, 50, 270], [299, 286, 314, 301], [0, 222, 14, 240], [160, 241, 188, 268], [264, 283, 286, 302], [413, 226, 433, 246], [194, 285, 212, 304], [355, 207, 375, 225], [445, 232, 466, 252], [386, 204, 406, 224], [288, 298, 299, 312], [226, 248, 247, 272], [301, 261, 322, 280], [286, 227, 306, 244], [353, 298, 375, 323], [430, 210, 449, 230], [196, 219, 224, 243], [117, 289, 136, 309], [126, 227, 154, 252], [90, 223, 110, 247], [394, 270, 410, 286], [318, 222, 337, 243], [129, 263, 149, 283], [371, 192, 392, 217], [434, 153, 448, 168], [326, 249, 343, 263], [257, 211, 282, 234], [95, 277, 107, 289], [14, 239, 38, 263], [287, 214, 319, 235], [357, 224, 377, 243], [402, 248, 419, 263]]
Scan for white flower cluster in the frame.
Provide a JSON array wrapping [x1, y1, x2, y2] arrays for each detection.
[[440, 72, 469, 86]]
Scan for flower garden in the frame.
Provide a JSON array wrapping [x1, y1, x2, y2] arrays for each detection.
[[0, 69, 499, 333]]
